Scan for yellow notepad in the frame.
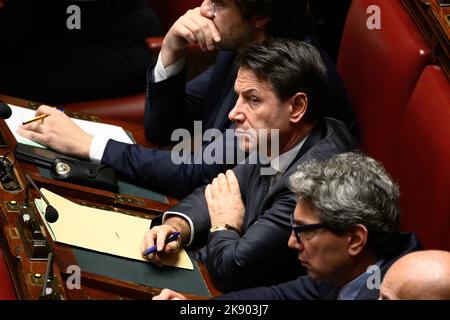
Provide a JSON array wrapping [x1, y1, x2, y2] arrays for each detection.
[[34, 188, 193, 270]]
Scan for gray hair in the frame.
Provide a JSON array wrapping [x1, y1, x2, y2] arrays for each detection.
[[288, 152, 400, 257]]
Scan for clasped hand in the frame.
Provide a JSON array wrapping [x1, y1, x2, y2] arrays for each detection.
[[205, 170, 245, 232]]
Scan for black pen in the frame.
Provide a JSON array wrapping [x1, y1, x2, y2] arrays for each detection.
[[143, 231, 181, 256]]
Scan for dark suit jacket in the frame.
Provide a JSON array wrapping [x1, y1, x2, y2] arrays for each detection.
[[219, 233, 422, 300], [101, 40, 354, 199], [169, 119, 359, 292]]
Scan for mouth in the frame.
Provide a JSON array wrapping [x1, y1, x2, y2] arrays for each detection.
[[299, 259, 308, 267]]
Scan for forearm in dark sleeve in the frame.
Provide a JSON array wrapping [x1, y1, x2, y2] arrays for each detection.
[[205, 193, 299, 292]]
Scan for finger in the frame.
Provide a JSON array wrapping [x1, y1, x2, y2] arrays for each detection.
[[183, 18, 208, 51], [153, 288, 172, 300], [156, 227, 172, 252], [205, 184, 216, 213], [35, 105, 57, 116], [151, 254, 164, 268], [205, 184, 213, 203], [18, 119, 45, 133], [217, 173, 230, 194], [175, 24, 198, 45], [140, 229, 155, 253], [226, 170, 241, 195], [16, 127, 47, 144], [211, 177, 220, 198], [164, 239, 180, 253], [192, 17, 218, 51]]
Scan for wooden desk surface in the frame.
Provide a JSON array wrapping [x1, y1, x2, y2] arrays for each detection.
[[0, 95, 221, 299]]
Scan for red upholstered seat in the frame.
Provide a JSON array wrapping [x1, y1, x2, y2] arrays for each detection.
[[63, 92, 146, 125], [392, 65, 450, 250], [337, 0, 430, 172], [0, 247, 16, 299]]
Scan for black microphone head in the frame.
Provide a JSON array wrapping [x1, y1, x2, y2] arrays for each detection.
[[45, 206, 59, 223], [0, 102, 12, 119]]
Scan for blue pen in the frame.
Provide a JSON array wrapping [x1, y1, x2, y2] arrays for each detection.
[[143, 231, 181, 256]]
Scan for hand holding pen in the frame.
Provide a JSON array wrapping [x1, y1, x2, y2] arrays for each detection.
[[143, 231, 181, 256]]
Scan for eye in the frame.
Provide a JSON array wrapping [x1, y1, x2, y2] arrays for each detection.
[[246, 96, 260, 105]]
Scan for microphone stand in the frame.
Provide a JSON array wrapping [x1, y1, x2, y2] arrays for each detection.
[[39, 252, 54, 300]]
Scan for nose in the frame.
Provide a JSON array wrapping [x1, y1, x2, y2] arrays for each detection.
[[287, 231, 299, 250], [228, 100, 245, 123], [288, 231, 306, 252]]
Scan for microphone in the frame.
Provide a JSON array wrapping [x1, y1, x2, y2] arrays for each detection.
[[0, 101, 12, 119], [25, 174, 59, 223]]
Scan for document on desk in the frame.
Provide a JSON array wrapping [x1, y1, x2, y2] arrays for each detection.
[[5, 104, 133, 148], [34, 188, 194, 270]]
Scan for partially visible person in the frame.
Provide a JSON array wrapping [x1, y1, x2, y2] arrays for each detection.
[[379, 250, 450, 300], [18, 0, 355, 199], [153, 152, 422, 300], [0, 0, 163, 104], [140, 39, 358, 292]]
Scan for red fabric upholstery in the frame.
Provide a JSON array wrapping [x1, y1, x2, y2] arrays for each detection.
[[392, 66, 450, 250], [147, 0, 202, 30], [0, 247, 16, 299], [337, 0, 430, 172], [63, 92, 146, 124]]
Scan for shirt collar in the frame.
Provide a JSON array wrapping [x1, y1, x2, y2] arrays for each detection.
[[269, 135, 308, 175], [338, 259, 385, 300]]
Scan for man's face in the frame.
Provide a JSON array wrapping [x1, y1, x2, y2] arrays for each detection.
[[229, 67, 292, 153], [287, 201, 351, 284], [200, 0, 254, 50]]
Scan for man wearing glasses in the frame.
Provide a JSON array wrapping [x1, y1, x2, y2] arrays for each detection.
[[153, 153, 421, 300], [19, 0, 354, 199]]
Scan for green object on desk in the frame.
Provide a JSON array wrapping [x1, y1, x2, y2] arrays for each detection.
[[72, 248, 211, 297], [38, 167, 169, 204]]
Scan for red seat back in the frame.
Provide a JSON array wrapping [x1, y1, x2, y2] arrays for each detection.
[[337, 0, 430, 172], [148, 0, 202, 30], [392, 66, 450, 250], [0, 248, 16, 299]]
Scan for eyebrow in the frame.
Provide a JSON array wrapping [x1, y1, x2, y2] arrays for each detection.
[[234, 87, 259, 95]]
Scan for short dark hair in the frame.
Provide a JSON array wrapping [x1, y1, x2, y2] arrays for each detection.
[[288, 152, 401, 258], [236, 38, 328, 123], [236, 0, 315, 39]]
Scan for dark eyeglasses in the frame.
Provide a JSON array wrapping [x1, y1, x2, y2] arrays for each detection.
[[290, 214, 328, 243]]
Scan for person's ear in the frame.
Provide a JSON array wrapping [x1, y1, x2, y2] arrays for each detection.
[[250, 16, 271, 29], [347, 224, 368, 257], [289, 93, 308, 124]]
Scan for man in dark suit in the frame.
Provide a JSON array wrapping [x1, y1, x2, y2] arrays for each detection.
[[153, 152, 422, 300], [140, 39, 358, 292], [18, 0, 354, 199]]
